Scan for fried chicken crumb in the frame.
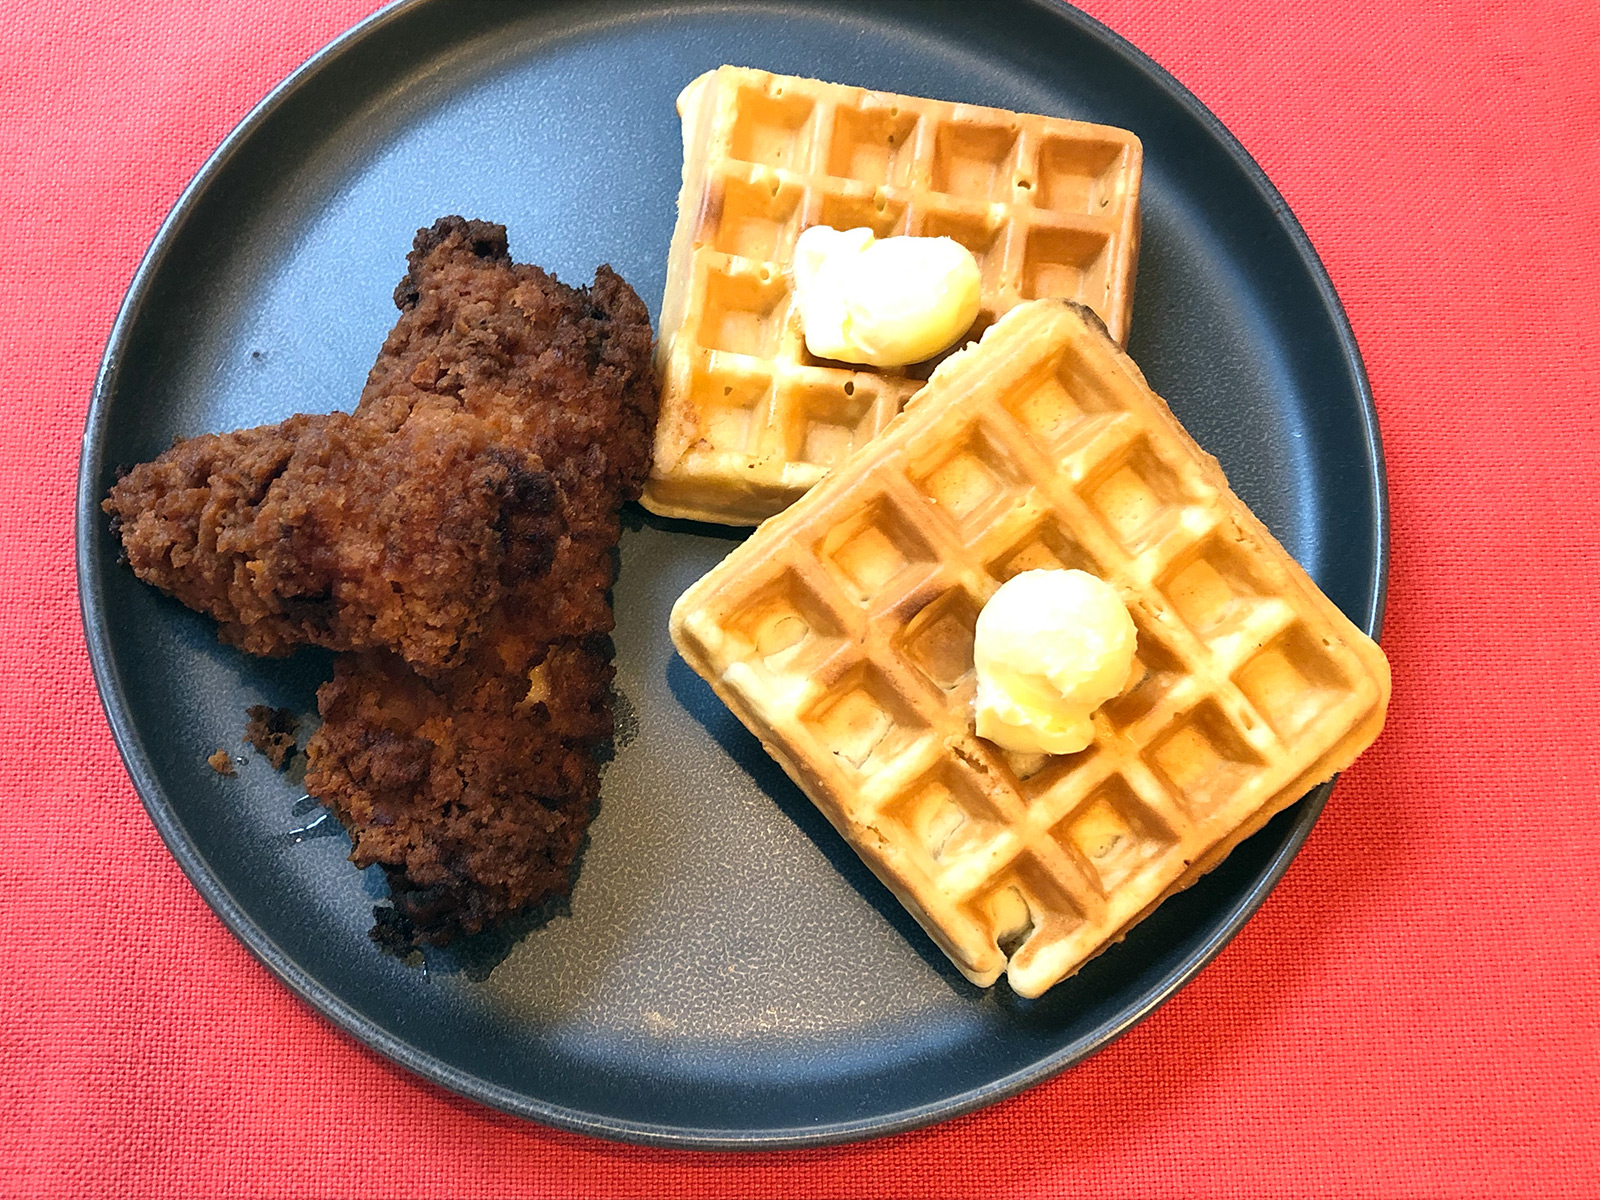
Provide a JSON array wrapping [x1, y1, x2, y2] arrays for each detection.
[[207, 749, 235, 776], [244, 705, 299, 772]]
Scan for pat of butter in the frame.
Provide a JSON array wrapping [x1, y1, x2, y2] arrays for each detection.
[[791, 226, 982, 368], [972, 569, 1137, 756]]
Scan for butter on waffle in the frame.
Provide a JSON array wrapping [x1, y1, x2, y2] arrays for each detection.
[[643, 66, 1144, 525], [669, 300, 1389, 998]]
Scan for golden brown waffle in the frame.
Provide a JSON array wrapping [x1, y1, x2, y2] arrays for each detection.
[[644, 66, 1144, 525], [670, 300, 1390, 998]]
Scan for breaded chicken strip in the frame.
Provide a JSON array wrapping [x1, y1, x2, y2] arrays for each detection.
[[304, 217, 657, 947], [108, 215, 656, 949], [306, 636, 614, 947], [105, 405, 560, 675], [354, 216, 657, 546]]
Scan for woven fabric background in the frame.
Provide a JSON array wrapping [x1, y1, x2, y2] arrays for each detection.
[[3, 0, 1597, 1196]]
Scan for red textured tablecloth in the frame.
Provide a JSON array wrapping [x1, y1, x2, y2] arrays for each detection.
[[5, 0, 1598, 1195]]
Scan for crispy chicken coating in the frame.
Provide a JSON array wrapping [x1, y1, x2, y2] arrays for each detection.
[[108, 215, 657, 949], [355, 216, 657, 549], [306, 216, 657, 946], [305, 636, 614, 946], [104, 405, 559, 675]]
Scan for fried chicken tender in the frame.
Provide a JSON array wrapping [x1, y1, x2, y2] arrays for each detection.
[[107, 215, 657, 950], [104, 405, 560, 675], [354, 216, 657, 547], [304, 216, 658, 947], [306, 637, 615, 947]]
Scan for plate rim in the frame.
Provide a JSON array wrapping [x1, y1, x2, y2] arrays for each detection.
[[75, 0, 1388, 1150]]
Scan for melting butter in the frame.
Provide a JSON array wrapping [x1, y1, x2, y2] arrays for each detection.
[[791, 226, 981, 368]]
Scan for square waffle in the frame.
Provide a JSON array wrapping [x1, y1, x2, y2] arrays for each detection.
[[670, 300, 1390, 998], [643, 65, 1144, 525]]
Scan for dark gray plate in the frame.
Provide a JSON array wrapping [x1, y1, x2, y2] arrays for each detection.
[[76, 0, 1386, 1149]]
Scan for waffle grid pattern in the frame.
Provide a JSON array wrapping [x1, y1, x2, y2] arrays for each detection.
[[644, 66, 1144, 524], [672, 301, 1388, 997]]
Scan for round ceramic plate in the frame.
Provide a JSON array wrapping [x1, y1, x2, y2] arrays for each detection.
[[77, 0, 1386, 1149]]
